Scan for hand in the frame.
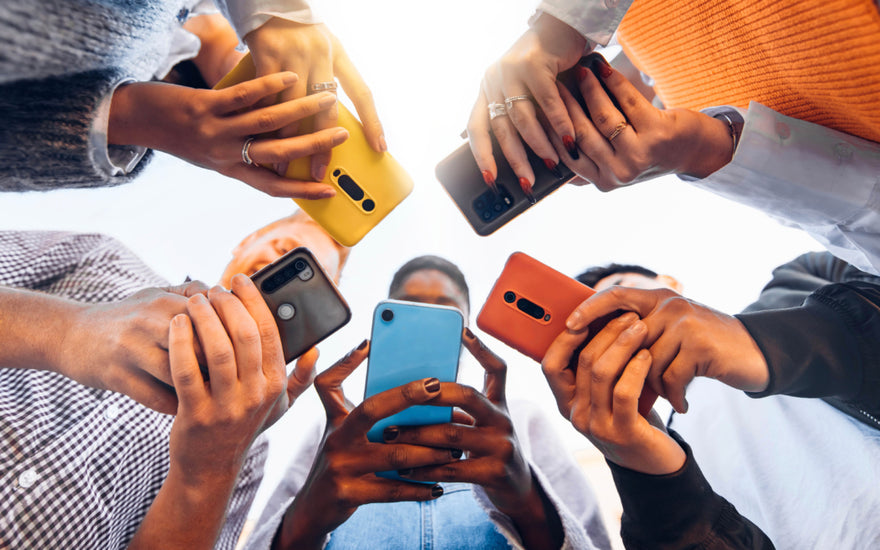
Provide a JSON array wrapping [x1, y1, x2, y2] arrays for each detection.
[[562, 287, 769, 413], [543, 313, 686, 474], [275, 341, 455, 550], [387, 329, 564, 550], [58, 280, 209, 415], [467, 13, 587, 196], [181, 12, 245, 87], [547, 55, 733, 191], [108, 75, 347, 199], [245, 19, 385, 180]]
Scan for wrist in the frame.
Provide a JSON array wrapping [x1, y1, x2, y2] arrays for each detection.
[[609, 437, 687, 476], [108, 82, 169, 149], [276, 502, 328, 550], [502, 474, 565, 550], [677, 111, 734, 179]]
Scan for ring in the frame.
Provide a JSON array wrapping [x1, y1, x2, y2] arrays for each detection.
[[606, 121, 628, 142], [488, 102, 508, 121], [309, 81, 338, 93], [241, 137, 256, 165], [504, 94, 533, 111]]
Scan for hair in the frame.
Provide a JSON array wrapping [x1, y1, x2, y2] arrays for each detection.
[[575, 263, 658, 288], [389, 255, 470, 310]]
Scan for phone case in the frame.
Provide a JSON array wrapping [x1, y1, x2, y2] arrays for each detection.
[[250, 247, 351, 363], [477, 252, 595, 363], [215, 55, 414, 247], [365, 300, 463, 480]]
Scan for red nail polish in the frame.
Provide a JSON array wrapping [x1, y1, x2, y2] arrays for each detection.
[[575, 65, 589, 82], [543, 158, 563, 179], [562, 135, 580, 160], [598, 60, 613, 78], [519, 177, 537, 205], [463, 327, 475, 340], [482, 170, 499, 194]]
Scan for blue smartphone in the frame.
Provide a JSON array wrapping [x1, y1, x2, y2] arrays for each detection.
[[364, 300, 464, 480]]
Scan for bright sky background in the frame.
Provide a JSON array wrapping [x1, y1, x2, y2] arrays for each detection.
[[0, 0, 820, 536]]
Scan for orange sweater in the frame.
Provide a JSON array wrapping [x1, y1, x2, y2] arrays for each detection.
[[617, 0, 880, 143]]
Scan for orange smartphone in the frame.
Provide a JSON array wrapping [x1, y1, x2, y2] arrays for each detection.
[[476, 252, 595, 362]]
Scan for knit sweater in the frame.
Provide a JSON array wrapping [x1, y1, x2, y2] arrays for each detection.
[[617, 0, 880, 143]]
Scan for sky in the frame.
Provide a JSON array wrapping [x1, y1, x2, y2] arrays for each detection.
[[0, 0, 821, 527]]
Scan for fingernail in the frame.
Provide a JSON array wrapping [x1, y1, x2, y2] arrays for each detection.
[[383, 426, 399, 441], [183, 275, 192, 283], [172, 314, 187, 327], [566, 309, 584, 331], [318, 93, 337, 108], [636, 349, 651, 361], [450, 448, 463, 459], [379, 134, 388, 152], [625, 320, 645, 335], [562, 135, 579, 160], [682, 398, 690, 414], [431, 484, 444, 498], [424, 378, 440, 393], [519, 177, 536, 205], [463, 327, 476, 340], [357, 339, 369, 350], [282, 72, 298, 85], [398, 468, 413, 477], [543, 158, 563, 179], [316, 188, 336, 199], [597, 57, 613, 78], [482, 170, 499, 195], [333, 129, 350, 143], [191, 293, 208, 304], [575, 65, 589, 82], [618, 311, 638, 324], [313, 164, 328, 181]]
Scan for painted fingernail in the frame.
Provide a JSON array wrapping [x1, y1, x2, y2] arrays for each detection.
[[431, 484, 444, 498], [450, 448, 463, 459], [597, 57, 613, 78], [482, 170, 499, 195], [562, 135, 580, 160], [463, 327, 476, 340], [317, 93, 337, 108], [183, 275, 192, 283], [383, 426, 399, 441], [357, 339, 369, 350], [682, 398, 690, 414], [519, 177, 536, 205], [575, 65, 589, 82], [398, 468, 413, 477], [543, 158, 563, 179], [424, 378, 441, 393]]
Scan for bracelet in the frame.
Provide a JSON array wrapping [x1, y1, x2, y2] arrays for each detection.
[[715, 113, 739, 161]]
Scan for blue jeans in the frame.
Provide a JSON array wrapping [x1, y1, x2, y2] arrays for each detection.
[[326, 483, 514, 549]]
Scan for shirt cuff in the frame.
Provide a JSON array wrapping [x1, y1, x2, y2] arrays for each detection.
[[90, 79, 148, 179], [221, 0, 322, 41], [530, 0, 633, 47]]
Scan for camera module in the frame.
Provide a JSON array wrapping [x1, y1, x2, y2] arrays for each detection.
[[503, 291, 516, 303], [381, 309, 394, 322]]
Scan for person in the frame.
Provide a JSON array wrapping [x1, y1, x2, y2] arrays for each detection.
[[468, 1, 880, 275], [0, 0, 383, 198], [549, 255, 880, 548], [0, 209, 343, 547], [243, 255, 612, 549]]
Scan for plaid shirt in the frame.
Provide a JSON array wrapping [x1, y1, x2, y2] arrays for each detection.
[[0, 231, 266, 549]]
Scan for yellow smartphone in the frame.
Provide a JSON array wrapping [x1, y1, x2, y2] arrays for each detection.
[[215, 54, 413, 247]]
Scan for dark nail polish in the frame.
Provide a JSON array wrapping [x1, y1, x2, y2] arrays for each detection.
[[398, 468, 413, 477], [562, 135, 580, 160], [482, 170, 499, 195], [431, 484, 444, 498], [463, 327, 475, 340], [597, 56, 613, 78], [543, 158, 563, 179], [383, 426, 399, 442], [357, 339, 368, 351], [450, 448, 463, 459], [519, 177, 537, 205], [424, 378, 440, 393], [575, 65, 589, 82], [183, 275, 192, 283]]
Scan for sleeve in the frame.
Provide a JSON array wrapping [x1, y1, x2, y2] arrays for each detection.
[[687, 101, 880, 276], [738, 281, 880, 418], [470, 401, 612, 550], [0, 69, 153, 191], [530, 0, 634, 47], [214, 0, 321, 42], [216, 436, 270, 550], [608, 430, 775, 550]]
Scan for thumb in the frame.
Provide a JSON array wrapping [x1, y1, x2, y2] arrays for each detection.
[[288, 347, 319, 403]]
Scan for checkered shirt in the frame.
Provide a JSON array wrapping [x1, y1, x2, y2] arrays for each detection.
[[0, 231, 267, 549]]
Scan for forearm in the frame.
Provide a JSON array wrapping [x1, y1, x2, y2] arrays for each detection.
[[502, 478, 565, 550], [532, 0, 633, 47], [183, 13, 244, 87], [272, 499, 330, 550], [129, 466, 240, 550]]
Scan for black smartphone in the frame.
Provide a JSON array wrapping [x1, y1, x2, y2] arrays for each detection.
[[250, 247, 351, 363]]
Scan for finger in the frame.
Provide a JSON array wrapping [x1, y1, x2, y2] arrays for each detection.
[[221, 164, 335, 200], [414, 383, 497, 427], [466, 87, 499, 187], [342, 377, 443, 438], [613, 348, 653, 425], [589, 55, 656, 131], [591, 320, 647, 417], [644, 329, 680, 405], [462, 328, 507, 404], [659, 353, 695, 414], [206, 285, 263, 386], [229, 274, 285, 381], [388, 423, 496, 456], [333, 41, 385, 152], [489, 107, 536, 191], [229, 92, 338, 137], [122, 370, 180, 415], [168, 314, 208, 404], [163, 280, 210, 298], [539, 105, 600, 184], [404, 456, 496, 486], [566, 287, 666, 332], [308, 74, 338, 181], [186, 294, 237, 393], [288, 347, 319, 402], [245, 127, 349, 166], [556, 82, 612, 170], [578, 69, 634, 151], [637, 386, 660, 419], [522, 66, 577, 158], [341, 478, 443, 506], [355, 442, 460, 474], [314, 340, 369, 422], [541, 328, 587, 419], [213, 72, 298, 114], [502, 88, 560, 173], [452, 409, 475, 425]]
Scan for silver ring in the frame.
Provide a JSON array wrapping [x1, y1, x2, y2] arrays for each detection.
[[504, 94, 533, 111], [241, 137, 256, 165], [488, 102, 508, 121], [309, 81, 338, 93], [607, 121, 628, 142]]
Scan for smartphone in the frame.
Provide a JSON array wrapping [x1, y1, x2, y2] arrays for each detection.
[[364, 300, 463, 480], [215, 55, 414, 247], [250, 247, 351, 363], [476, 252, 595, 363]]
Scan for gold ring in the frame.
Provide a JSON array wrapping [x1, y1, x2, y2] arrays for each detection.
[[607, 121, 628, 142]]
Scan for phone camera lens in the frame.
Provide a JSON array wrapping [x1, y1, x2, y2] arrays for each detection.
[[503, 291, 516, 303], [362, 199, 375, 212], [333, 169, 341, 177], [544, 313, 551, 321], [294, 259, 307, 271], [381, 309, 394, 322]]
